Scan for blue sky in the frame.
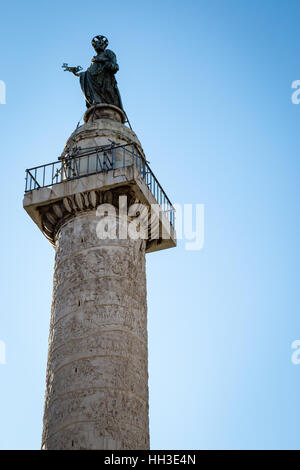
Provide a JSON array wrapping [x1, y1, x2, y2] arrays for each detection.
[[0, 0, 300, 449]]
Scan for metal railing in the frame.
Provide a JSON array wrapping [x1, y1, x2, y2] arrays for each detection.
[[25, 143, 175, 227]]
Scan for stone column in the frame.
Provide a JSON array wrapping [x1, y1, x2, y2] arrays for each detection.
[[23, 104, 176, 450], [41, 211, 149, 450]]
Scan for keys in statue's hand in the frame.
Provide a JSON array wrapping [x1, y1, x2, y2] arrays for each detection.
[[62, 63, 83, 75]]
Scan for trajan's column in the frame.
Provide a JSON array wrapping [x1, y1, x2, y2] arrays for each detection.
[[23, 35, 176, 450]]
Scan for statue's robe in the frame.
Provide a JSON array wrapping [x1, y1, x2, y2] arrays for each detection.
[[79, 49, 123, 110]]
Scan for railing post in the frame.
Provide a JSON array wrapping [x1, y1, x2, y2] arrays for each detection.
[[96, 153, 99, 172], [134, 145, 137, 169], [112, 148, 115, 169], [25, 171, 28, 192]]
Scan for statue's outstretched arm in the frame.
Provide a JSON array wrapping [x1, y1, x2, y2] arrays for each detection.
[[62, 63, 83, 77]]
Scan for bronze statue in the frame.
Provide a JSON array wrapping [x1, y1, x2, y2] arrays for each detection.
[[62, 35, 124, 110]]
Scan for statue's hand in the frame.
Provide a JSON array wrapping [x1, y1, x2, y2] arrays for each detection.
[[106, 62, 119, 73], [62, 63, 83, 76]]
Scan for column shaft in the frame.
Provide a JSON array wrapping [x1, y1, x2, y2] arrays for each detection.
[[42, 211, 149, 450]]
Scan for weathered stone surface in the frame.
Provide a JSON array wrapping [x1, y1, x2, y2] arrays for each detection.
[[63, 116, 144, 158], [84, 104, 126, 124], [42, 212, 149, 450]]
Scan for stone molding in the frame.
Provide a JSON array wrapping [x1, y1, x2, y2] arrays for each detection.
[[39, 185, 137, 245]]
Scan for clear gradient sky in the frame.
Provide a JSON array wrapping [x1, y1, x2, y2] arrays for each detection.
[[0, 0, 300, 450]]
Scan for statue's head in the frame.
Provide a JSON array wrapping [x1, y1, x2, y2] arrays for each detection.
[[92, 35, 109, 53]]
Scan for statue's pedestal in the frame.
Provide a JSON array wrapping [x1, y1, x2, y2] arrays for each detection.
[[84, 104, 126, 124]]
